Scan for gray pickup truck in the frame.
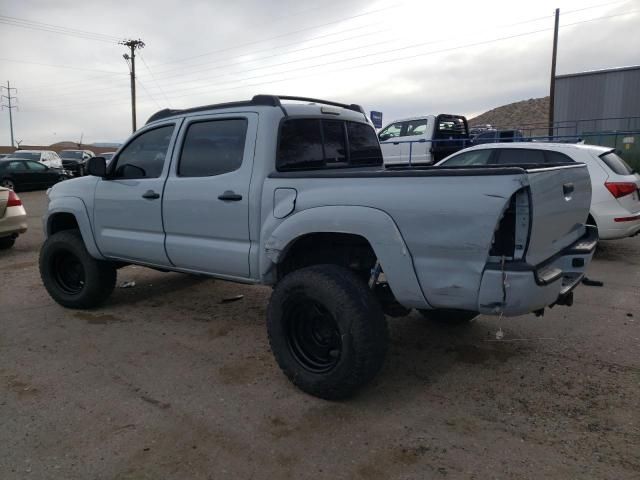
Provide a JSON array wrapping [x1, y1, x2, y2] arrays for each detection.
[[40, 95, 597, 399]]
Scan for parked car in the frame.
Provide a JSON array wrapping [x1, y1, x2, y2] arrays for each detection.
[[0, 159, 68, 192], [7, 150, 63, 168], [39, 95, 595, 399], [470, 129, 526, 145], [378, 114, 469, 165], [437, 143, 640, 240], [59, 149, 95, 176], [0, 187, 27, 249], [0, 153, 10, 159]]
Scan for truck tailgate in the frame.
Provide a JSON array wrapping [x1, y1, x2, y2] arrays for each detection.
[[525, 164, 591, 266]]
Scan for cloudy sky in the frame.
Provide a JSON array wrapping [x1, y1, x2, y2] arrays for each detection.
[[0, 0, 638, 145]]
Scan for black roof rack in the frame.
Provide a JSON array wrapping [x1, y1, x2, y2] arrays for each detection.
[[146, 95, 365, 124]]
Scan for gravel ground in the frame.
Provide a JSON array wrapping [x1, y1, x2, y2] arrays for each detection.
[[1, 190, 639, 480]]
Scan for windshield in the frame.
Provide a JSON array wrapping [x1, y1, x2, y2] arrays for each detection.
[[61, 151, 83, 159], [9, 152, 40, 161]]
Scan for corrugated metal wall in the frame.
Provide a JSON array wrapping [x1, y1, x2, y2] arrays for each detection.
[[554, 66, 640, 134]]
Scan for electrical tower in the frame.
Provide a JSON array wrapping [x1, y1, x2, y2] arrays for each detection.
[[120, 39, 145, 133], [1, 81, 18, 148]]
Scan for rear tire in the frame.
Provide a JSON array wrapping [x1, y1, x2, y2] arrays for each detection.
[[419, 309, 478, 324], [267, 264, 388, 400], [0, 236, 16, 249], [39, 230, 116, 309]]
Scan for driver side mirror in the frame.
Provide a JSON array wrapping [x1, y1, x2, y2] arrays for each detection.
[[87, 156, 107, 177]]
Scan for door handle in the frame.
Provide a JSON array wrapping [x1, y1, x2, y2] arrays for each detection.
[[563, 183, 574, 196], [393, 142, 400, 145], [218, 191, 242, 201], [142, 190, 160, 200]]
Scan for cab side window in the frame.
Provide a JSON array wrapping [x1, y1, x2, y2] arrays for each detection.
[[113, 125, 174, 179], [378, 122, 404, 141]]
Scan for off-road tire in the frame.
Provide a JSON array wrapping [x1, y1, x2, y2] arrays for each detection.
[[40, 230, 116, 309], [267, 264, 388, 400], [419, 309, 478, 324], [0, 236, 16, 249]]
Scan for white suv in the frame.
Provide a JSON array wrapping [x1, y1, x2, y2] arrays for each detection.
[[7, 150, 63, 169], [437, 142, 640, 240]]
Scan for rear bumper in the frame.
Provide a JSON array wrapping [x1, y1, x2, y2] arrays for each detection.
[[0, 205, 28, 237], [477, 226, 597, 316], [597, 213, 640, 240]]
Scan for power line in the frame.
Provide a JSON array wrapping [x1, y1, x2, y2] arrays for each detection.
[[19, 8, 639, 110], [160, 8, 640, 102], [0, 14, 121, 43], [139, 53, 172, 108], [135, 78, 162, 109], [152, 3, 402, 67], [0, 57, 126, 75]]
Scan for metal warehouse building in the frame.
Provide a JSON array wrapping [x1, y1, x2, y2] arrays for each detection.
[[554, 65, 640, 135]]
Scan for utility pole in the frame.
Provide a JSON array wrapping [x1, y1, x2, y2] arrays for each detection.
[[1, 81, 18, 148], [548, 8, 559, 138], [120, 39, 145, 133]]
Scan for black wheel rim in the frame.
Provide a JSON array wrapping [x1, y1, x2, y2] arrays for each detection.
[[283, 295, 342, 373], [51, 250, 85, 295]]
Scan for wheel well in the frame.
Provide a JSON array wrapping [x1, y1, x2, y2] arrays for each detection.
[[49, 213, 79, 235], [278, 233, 377, 281]]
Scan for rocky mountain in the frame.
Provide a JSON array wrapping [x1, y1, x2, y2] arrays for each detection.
[[469, 97, 550, 132]]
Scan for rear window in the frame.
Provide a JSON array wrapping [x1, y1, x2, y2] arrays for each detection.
[[9, 152, 40, 161], [435, 116, 467, 137], [600, 152, 634, 175], [277, 119, 382, 171]]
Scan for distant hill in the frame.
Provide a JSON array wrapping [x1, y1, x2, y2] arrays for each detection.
[[469, 97, 550, 131]]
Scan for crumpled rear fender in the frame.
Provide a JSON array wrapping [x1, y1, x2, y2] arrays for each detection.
[[260, 205, 430, 309]]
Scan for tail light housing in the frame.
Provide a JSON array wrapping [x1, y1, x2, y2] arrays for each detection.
[[605, 182, 637, 199], [7, 190, 22, 207]]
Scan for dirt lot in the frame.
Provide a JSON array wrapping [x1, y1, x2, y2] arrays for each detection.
[[1, 190, 639, 479]]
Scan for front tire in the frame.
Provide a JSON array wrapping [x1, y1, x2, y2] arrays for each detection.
[[39, 230, 116, 309], [1, 178, 15, 190], [0, 236, 16, 249], [267, 264, 388, 400]]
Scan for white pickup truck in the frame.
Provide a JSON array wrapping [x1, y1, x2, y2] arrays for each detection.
[[39, 95, 596, 399]]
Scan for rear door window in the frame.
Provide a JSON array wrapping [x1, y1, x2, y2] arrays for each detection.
[[495, 149, 546, 165], [178, 119, 248, 177], [544, 151, 574, 164], [600, 152, 634, 175], [441, 149, 493, 166]]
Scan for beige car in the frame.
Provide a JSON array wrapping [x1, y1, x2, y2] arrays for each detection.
[[0, 187, 27, 249]]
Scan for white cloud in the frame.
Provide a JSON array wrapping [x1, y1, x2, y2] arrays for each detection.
[[0, 0, 637, 144]]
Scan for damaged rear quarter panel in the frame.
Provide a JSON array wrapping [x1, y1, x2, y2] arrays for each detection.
[[260, 172, 528, 311]]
